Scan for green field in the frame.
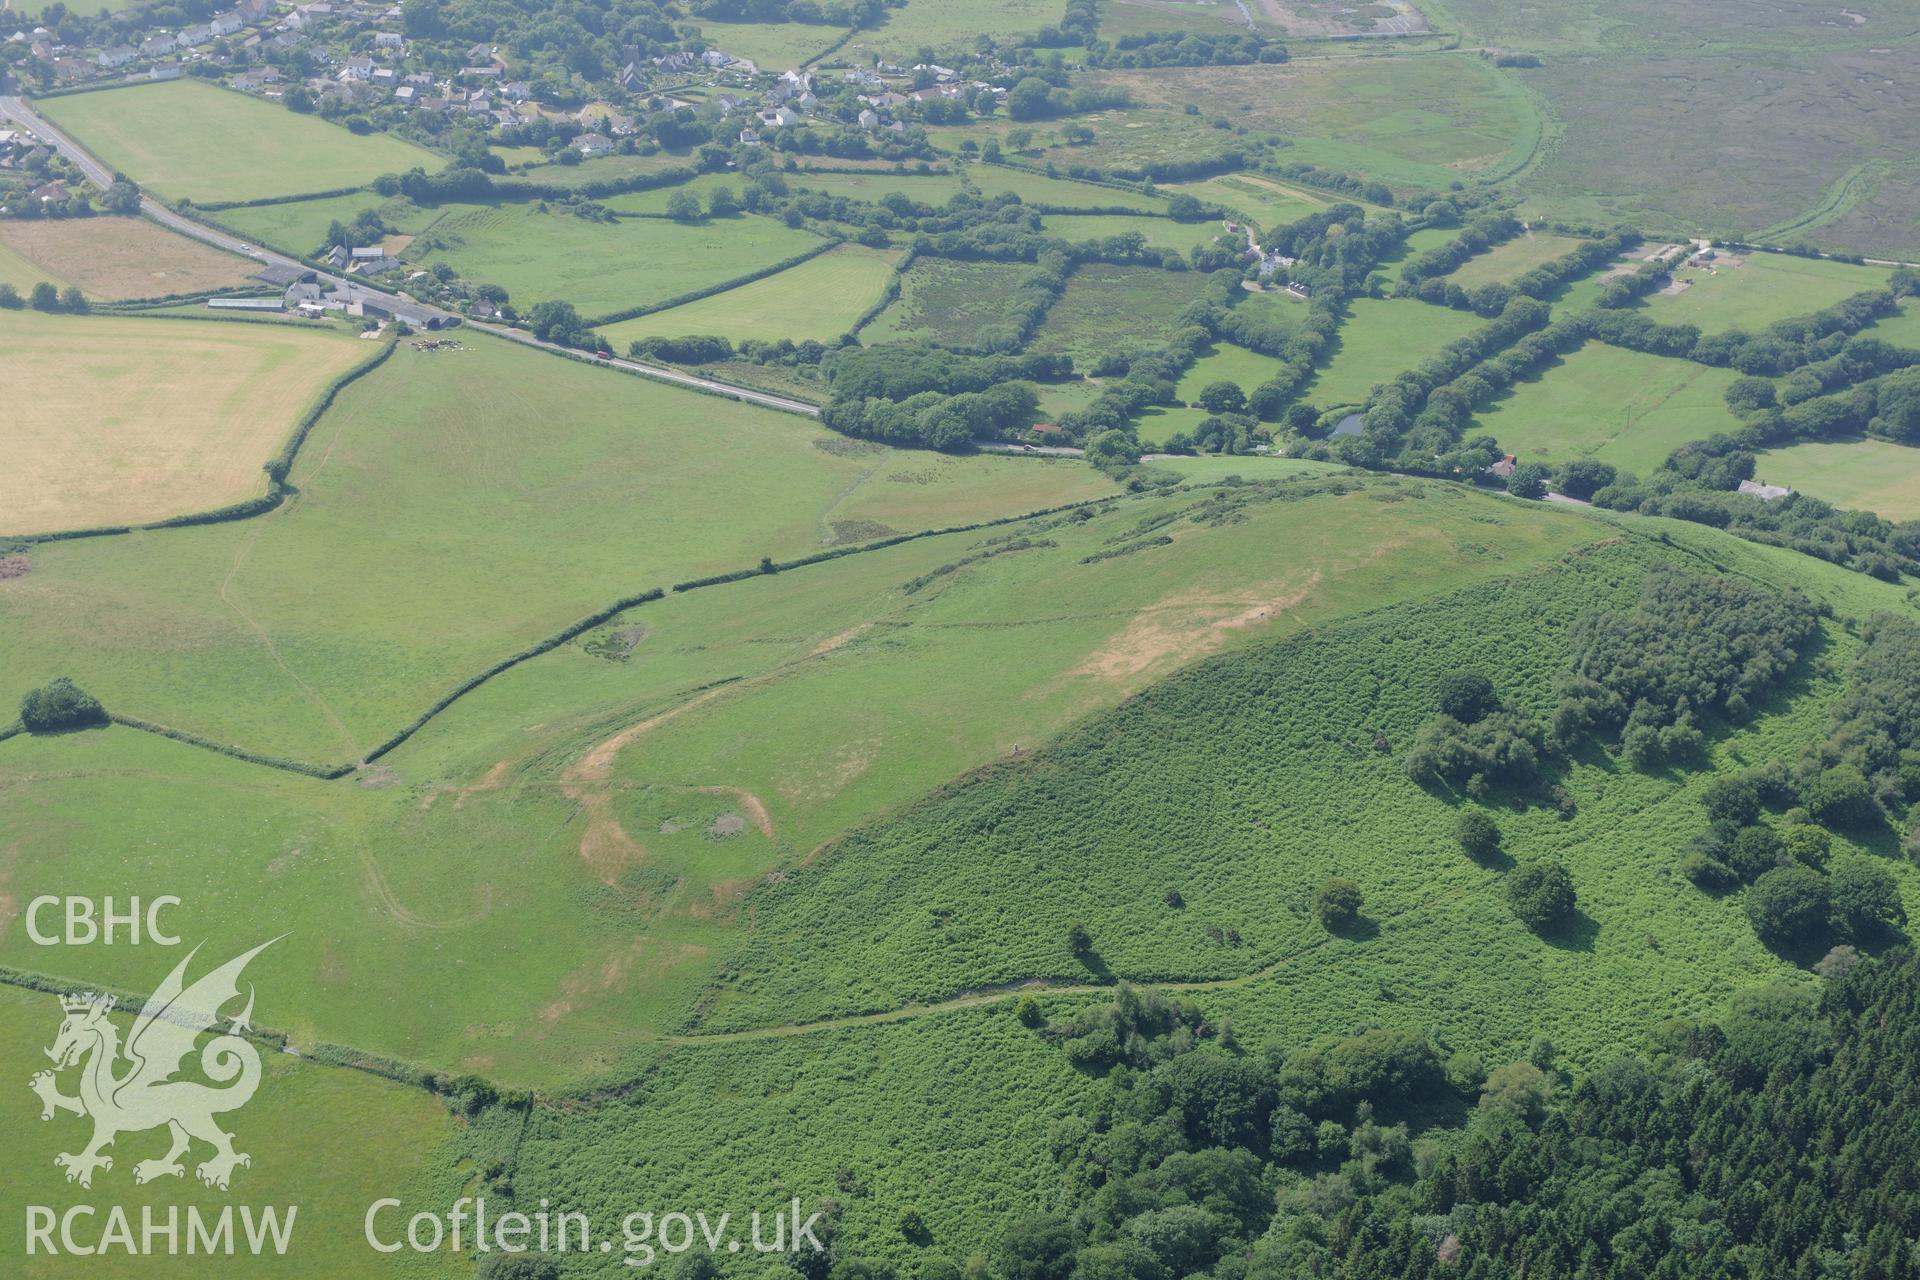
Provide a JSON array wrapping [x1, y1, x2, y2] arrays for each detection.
[[0, 980, 464, 1278], [1176, 341, 1288, 403], [686, 17, 844, 66], [402, 203, 824, 319], [847, 0, 1072, 60], [1300, 296, 1484, 407], [212, 192, 436, 257], [787, 170, 969, 204], [1863, 299, 1920, 350], [36, 81, 436, 204], [967, 164, 1170, 211], [1162, 172, 1334, 235], [1755, 438, 1920, 521], [861, 257, 1041, 347], [599, 244, 902, 346], [1442, 231, 1589, 286], [1028, 263, 1216, 363], [1468, 342, 1746, 475], [1040, 212, 1212, 252], [596, 171, 743, 215], [1635, 252, 1892, 334]]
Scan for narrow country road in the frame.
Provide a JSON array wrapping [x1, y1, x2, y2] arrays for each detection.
[[0, 92, 823, 416]]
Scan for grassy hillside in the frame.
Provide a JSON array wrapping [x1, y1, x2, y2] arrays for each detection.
[[0, 330, 1111, 761]]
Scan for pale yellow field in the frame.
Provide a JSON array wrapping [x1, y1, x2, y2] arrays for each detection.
[[0, 310, 370, 535], [0, 216, 259, 300]]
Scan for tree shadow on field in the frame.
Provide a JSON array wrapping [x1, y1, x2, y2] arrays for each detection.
[[1075, 949, 1115, 983], [1467, 847, 1517, 874], [1328, 913, 1381, 943], [1537, 907, 1599, 954]]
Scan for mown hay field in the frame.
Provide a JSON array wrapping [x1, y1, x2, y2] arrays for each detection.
[[0, 309, 370, 535], [0, 216, 256, 299], [1756, 438, 1920, 522], [36, 80, 437, 204]]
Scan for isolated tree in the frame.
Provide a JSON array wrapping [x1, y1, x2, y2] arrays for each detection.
[[1506, 860, 1576, 932], [1066, 921, 1093, 956], [1699, 775, 1762, 826], [30, 281, 59, 312], [707, 185, 740, 217], [1314, 878, 1364, 931], [0, 283, 20, 308], [1455, 809, 1502, 860], [1005, 77, 1057, 121], [1745, 865, 1829, 949], [1196, 381, 1247, 415], [20, 677, 108, 734], [60, 285, 87, 314]]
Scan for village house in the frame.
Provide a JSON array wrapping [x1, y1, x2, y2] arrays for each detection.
[[738, 127, 762, 145], [572, 131, 613, 156], [341, 54, 374, 81], [96, 44, 137, 68], [756, 106, 798, 129], [178, 24, 214, 47], [373, 32, 404, 49], [208, 13, 244, 37], [140, 34, 178, 57]]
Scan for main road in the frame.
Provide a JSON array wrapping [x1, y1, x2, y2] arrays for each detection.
[[0, 91, 823, 416]]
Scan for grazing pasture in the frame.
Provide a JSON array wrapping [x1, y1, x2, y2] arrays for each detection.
[[967, 165, 1169, 211], [1300, 297, 1483, 406], [1028, 264, 1216, 363], [1176, 342, 1288, 402], [1162, 172, 1333, 234], [1634, 253, 1891, 335], [848, 0, 1072, 61], [1863, 300, 1920, 350], [1755, 439, 1920, 521], [212, 192, 434, 257], [1441, 231, 1589, 286], [1039, 212, 1211, 252], [35, 80, 436, 204], [0, 309, 369, 536], [0, 217, 256, 299], [601, 244, 901, 346], [1467, 342, 1744, 475], [788, 171, 969, 204], [403, 203, 824, 319]]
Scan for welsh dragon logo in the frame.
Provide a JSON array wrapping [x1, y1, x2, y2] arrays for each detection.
[[29, 939, 279, 1191]]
